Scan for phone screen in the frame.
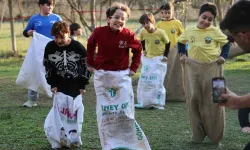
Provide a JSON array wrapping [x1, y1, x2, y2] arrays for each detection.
[[212, 77, 227, 103]]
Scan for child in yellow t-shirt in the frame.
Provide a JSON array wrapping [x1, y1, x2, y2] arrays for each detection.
[[157, 2, 184, 48], [135, 13, 170, 110], [177, 2, 230, 145], [157, 2, 185, 101]]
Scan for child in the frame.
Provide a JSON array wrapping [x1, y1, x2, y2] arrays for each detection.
[[43, 21, 90, 149], [22, 0, 62, 108], [87, 2, 151, 150], [135, 12, 170, 109], [70, 23, 82, 40], [177, 3, 230, 144], [238, 108, 250, 133], [156, 2, 185, 102]]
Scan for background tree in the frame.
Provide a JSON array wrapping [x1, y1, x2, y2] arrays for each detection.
[[8, 0, 17, 55]]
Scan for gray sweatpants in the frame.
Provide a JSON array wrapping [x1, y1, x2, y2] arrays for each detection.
[[28, 89, 39, 101]]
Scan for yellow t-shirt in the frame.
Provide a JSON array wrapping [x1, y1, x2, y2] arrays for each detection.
[[139, 28, 170, 58], [178, 26, 228, 62], [156, 19, 184, 48]]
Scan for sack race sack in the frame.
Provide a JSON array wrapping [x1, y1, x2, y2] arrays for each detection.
[[16, 32, 52, 97], [183, 58, 225, 142], [94, 69, 151, 150], [44, 92, 84, 149], [136, 55, 167, 108], [164, 47, 185, 101]]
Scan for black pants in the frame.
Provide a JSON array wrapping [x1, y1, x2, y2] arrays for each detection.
[[238, 108, 250, 128], [243, 142, 250, 150]]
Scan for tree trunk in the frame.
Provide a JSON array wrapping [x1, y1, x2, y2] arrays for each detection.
[[8, 0, 17, 55], [66, 0, 92, 32], [90, 0, 96, 30], [17, 0, 25, 29], [215, 0, 223, 22], [0, 0, 7, 34], [99, 3, 103, 26]]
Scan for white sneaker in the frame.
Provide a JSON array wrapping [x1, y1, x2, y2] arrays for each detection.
[[23, 100, 37, 107], [153, 106, 165, 110]]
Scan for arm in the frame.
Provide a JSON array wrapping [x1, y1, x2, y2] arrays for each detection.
[[163, 42, 171, 57], [128, 35, 142, 73], [141, 40, 146, 51], [87, 29, 97, 70], [220, 42, 230, 59], [219, 88, 250, 109], [78, 43, 91, 90], [23, 18, 34, 38], [43, 43, 58, 89], [177, 21, 184, 36], [178, 42, 186, 55]]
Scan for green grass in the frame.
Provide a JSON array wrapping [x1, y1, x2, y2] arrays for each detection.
[[1, 55, 250, 150], [1, 22, 250, 150]]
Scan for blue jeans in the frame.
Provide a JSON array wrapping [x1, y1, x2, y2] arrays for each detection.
[[28, 89, 39, 101]]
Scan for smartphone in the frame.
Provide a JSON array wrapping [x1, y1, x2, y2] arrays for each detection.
[[212, 77, 227, 103]]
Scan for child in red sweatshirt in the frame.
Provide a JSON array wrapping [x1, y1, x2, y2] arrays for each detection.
[[87, 2, 151, 150]]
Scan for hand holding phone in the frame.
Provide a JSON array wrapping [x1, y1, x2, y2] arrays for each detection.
[[212, 77, 227, 103]]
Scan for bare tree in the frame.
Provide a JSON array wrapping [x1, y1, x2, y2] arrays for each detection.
[[66, 0, 93, 32], [8, 0, 17, 55], [17, 0, 25, 29], [0, 0, 7, 34], [90, 0, 96, 30]]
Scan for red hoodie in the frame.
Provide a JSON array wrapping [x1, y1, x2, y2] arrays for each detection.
[[87, 26, 142, 72]]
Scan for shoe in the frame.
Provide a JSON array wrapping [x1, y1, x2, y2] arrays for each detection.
[[23, 100, 37, 107], [152, 106, 165, 110]]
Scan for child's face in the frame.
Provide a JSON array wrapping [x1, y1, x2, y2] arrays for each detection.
[[160, 10, 173, 21], [142, 21, 154, 33], [197, 11, 214, 29], [107, 9, 128, 32], [54, 33, 70, 47], [74, 28, 82, 36], [40, 3, 54, 15], [230, 31, 250, 53]]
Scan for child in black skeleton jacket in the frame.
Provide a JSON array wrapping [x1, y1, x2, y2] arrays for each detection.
[[43, 21, 91, 98]]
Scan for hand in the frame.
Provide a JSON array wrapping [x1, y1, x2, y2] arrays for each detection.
[[79, 89, 86, 94], [218, 88, 240, 109], [87, 67, 94, 72], [161, 57, 168, 62], [27, 30, 35, 36], [51, 87, 57, 94], [217, 56, 225, 65], [128, 70, 135, 77], [180, 54, 186, 64], [241, 127, 250, 134]]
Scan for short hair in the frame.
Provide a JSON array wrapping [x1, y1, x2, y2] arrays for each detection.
[[199, 2, 217, 18], [38, 0, 53, 5], [220, 0, 250, 33], [51, 21, 70, 37], [139, 13, 155, 24], [159, 3, 174, 11], [106, 2, 131, 19], [70, 23, 81, 35], [69, 129, 77, 134]]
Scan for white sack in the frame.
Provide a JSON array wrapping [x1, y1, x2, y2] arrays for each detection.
[[136, 55, 167, 108], [44, 92, 84, 149], [16, 32, 52, 97], [94, 69, 151, 150]]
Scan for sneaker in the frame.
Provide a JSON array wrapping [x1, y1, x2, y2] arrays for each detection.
[[152, 106, 165, 110], [23, 100, 37, 107]]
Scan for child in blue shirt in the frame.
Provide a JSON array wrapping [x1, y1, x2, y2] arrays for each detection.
[[22, 0, 62, 108]]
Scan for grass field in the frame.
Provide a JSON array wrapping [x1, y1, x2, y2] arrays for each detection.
[[1, 22, 250, 150]]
